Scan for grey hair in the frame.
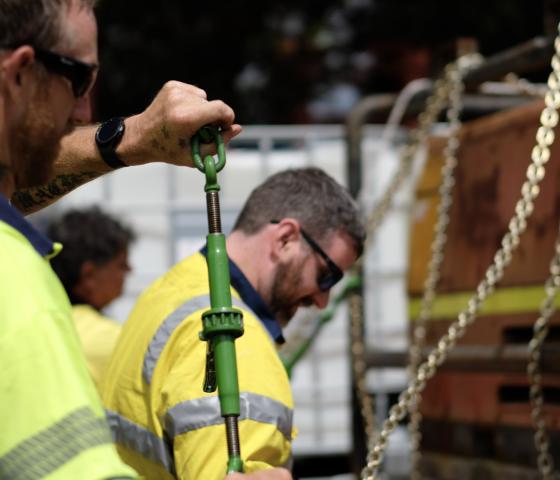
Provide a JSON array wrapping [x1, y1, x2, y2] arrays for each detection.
[[233, 167, 365, 255], [0, 0, 97, 51]]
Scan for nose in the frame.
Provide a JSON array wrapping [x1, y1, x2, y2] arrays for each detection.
[[70, 94, 93, 124], [311, 289, 330, 309]]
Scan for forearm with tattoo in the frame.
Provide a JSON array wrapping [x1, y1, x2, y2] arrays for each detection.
[[11, 171, 99, 214]]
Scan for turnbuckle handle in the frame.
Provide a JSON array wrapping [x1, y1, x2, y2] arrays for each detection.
[[192, 126, 226, 174]]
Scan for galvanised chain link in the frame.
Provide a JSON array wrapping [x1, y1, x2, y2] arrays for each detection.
[[527, 225, 560, 480], [349, 288, 379, 460], [284, 68, 456, 386], [349, 54, 471, 471], [505, 72, 548, 98], [359, 75, 453, 246], [290, 66, 461, 450], [361, 29, 560, 479], [408, 58, 473, 480]]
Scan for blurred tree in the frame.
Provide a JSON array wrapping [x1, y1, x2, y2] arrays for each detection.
[[94, 0, 545, 124]]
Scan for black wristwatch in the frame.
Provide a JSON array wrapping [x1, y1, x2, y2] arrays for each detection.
[[95, 117, 127, 169]]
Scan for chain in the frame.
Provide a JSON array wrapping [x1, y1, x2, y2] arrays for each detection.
[[361, 29, 560, 479], [408, 59, 469, 480], [285, 63, 456, 379], [505, 72, 548, 98], [350, 289, 379, 460], [358, 76, 453, 249], [527, 224, 560, 480], [349, 55, 467, 472]]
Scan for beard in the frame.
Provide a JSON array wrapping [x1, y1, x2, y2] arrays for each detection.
[[269, 258, 310, 326], [12, 89, 65, 189]]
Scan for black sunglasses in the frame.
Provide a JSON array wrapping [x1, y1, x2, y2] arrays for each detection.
[[271, 220, 343, 291], [33, 47, 98, 98], [2, 44, 98, 98]]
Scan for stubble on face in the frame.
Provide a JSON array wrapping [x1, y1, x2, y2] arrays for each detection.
[[269, 258, 310, 326], [12, 83, 69, 189]]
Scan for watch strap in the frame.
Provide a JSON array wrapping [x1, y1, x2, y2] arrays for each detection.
[[96, 117, 128, 169], [102, 148, 127, 169]]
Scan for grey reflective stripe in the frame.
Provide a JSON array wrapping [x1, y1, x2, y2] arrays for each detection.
[[165, 392, 293, 441], [0, 407, 113, 480], [105, 409, 176, 476], [142, 294, 250, 385]]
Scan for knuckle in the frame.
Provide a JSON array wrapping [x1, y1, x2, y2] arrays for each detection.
[[211, 100, 235, 122], [163, 80, 180, 91]]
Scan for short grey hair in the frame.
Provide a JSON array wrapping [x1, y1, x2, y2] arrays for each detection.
[[0, 0, 97, 51], [233, 167, 365, 255]]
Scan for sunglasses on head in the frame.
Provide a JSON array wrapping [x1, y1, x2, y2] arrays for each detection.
[[271, 220, 343, 291], [33, 47, 98, 98]]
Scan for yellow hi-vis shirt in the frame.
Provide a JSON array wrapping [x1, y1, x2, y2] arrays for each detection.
[[73, 304, 122, 392], [102, 251, 294, 480], [0, 195, 137, 479]]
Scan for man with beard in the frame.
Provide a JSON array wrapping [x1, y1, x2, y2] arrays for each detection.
[[102, 167, 365, 480], [0, 0, 141, 477], [0, 1, 286, 479]]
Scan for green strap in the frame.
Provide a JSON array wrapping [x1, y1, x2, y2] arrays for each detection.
[[0, 407, 113, 480]]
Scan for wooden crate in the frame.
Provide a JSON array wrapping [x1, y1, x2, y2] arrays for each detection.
[[420, 419, 560, 472], [420, 371, 560, 429], [408, 100, 560, 296], [421, 418, 560, 468], [418, 312, 560, 347], [419, 452, 541, 480], [407, 100, 560, 422]]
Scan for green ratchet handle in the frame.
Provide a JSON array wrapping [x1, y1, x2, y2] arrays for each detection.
[[192, 126, 245, 474]]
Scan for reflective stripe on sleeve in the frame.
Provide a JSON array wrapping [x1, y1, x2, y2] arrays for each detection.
[[165, 392, 293, 441], [0, 407, 113, 480], [105, 409, 176, 476], [142, 294, 249, 385]]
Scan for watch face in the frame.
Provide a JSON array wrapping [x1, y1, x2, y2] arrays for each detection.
[[97, 117, 124, 144]]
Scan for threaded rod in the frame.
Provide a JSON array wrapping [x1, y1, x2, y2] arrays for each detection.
[[225, 415, 241, 458], [206, 191, 222, 234]]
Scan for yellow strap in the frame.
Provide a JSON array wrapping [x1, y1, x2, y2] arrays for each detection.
[[408, 285, 560, 321]]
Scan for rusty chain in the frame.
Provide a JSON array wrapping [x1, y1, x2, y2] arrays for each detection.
[[408, 58, 469, 480], [350, 54, 476, 469], [527, 224, 560, 480], [360, 29, 560, 479]]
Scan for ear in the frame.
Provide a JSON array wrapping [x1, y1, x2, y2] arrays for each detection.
[[72, 260, 97, 302], [1, 46, 36, 99], [270, 218, 302, 261], [80, 260, 98, 283]]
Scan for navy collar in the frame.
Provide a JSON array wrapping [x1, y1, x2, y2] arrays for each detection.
[[0, 193, 55, 257], [200, 245, 285, 344]]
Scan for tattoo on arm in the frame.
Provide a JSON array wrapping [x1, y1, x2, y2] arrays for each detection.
[[161, 123, 171, 140], [11, 171, 99, 213]]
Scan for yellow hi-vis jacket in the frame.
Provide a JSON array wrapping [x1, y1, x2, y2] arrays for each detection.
[[0, 195, 137, 479], [102, 251, 294, 480], [73, 304, 122, 393]]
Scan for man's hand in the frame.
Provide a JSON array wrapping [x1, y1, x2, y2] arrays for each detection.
[[225, 468, 292, 480], [12, 81, 242, 214], [121, 81, 242, 167]]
